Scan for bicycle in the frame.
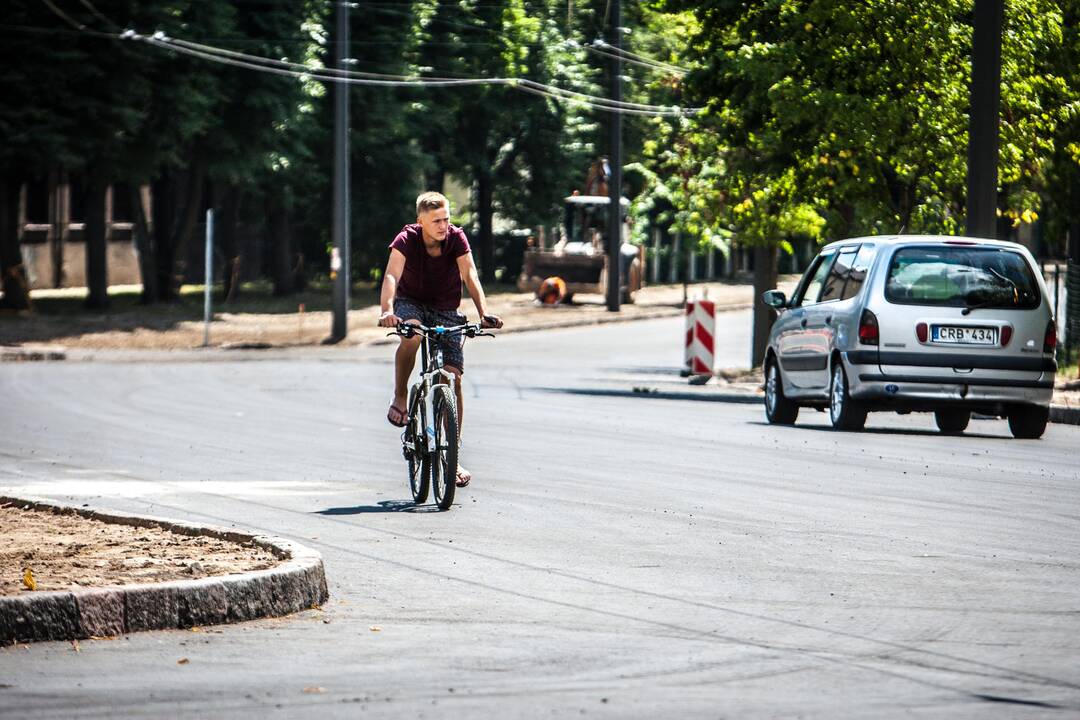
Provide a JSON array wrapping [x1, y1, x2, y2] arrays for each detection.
[[389, 320, 495, 510]]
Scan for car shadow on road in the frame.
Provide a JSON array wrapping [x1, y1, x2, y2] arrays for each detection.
[[314, 500, 442, 515], [745, 420, 1009, 440]]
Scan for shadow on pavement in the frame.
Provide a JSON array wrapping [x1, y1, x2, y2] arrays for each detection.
[[745, 420, 1009, 440], [314, 500, 442, 515]]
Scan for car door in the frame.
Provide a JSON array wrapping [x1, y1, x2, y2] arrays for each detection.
[[776, 251, 835, 390], [803, 246, 862, 387]]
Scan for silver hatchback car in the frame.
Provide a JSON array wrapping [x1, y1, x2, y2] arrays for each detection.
[[762, 235, 1057, 438]]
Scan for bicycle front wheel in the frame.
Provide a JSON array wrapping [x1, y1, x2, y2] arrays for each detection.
[[431, 385, 459, 511], [406, 386, 430, 504]]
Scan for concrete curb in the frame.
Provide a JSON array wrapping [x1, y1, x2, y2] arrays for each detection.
[[0, 497, 329, 644], [0, 346, 67, 362], [1050, 404, 1080, 425]]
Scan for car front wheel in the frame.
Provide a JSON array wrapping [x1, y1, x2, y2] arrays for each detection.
[[829, 362, 867, 431]]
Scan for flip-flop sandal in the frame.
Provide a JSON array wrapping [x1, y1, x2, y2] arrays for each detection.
[[455, 467, 471, 487], [387, 403, 408, 427]]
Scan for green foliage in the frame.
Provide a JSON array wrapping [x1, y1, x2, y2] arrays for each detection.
[[9, 0, 1079, 295], [655, 0, 1077, 249], [410, 0, 597, 221], [339, 1, 428, 275], [1038, 0, 1080, 255]]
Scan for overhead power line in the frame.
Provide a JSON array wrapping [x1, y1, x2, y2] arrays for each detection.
[[120, 29, 699, 117], [35, 0, 698, 116], [581, 39, 689, 76]]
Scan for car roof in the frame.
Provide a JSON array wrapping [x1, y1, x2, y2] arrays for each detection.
[[819, 234, 1030, 253]]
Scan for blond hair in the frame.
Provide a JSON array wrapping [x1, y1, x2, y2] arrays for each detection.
[[416, 191, 449, 217]]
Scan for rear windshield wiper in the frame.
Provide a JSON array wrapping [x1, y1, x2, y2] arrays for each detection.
[[962, 268, 1022, 315], [987, 267, 1021, 304]]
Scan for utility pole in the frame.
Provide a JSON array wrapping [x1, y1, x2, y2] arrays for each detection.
[[606, 0, 623, 312], [965, 0, 1003, 239], [330, 0, 351, 341]]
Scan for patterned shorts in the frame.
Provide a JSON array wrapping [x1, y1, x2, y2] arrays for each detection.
[[393, 297, 467, 372]]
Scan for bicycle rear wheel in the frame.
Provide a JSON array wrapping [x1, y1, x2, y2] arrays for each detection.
[[405, 386, 430, 504], [431, 385, 459, 511]]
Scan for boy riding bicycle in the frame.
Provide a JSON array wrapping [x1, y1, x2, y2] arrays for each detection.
[[377, 191, 503, 487]]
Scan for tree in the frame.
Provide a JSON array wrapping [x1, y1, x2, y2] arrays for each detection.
[[658, 0, 1073, 365], [0, 1, 89, 309], [492, 5, 599, 236], [342, 1, 428, 282], [1040, 0, 1080, 359], [413, 0, 525, 282], [190, 0, 316, 301], [412, 0, 602, 282]]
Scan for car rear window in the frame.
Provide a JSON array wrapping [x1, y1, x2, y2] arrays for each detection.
[[885, 246, 1041, 309]]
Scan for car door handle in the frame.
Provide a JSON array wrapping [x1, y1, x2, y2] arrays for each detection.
[[825, 315, 833, 325], [800, 318, 808, 328]]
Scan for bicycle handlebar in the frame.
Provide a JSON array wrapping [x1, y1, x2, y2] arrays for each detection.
[[387, 321, 496, 340]]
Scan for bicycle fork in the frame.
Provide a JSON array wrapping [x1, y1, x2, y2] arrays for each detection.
[[421, 369, 456, 454]]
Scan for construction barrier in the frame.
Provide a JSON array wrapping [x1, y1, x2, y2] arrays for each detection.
[[684, 301, 695, 370], [687, 299, 715, 376]]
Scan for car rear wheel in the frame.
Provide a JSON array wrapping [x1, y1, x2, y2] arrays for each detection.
[[829, 362, 867, 431], [1007, 404, 1049, 439], [934, 409, 970, 434], [764, 358, 798, 425]]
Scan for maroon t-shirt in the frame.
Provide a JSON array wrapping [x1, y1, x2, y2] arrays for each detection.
[[390, 223, 471, 310]]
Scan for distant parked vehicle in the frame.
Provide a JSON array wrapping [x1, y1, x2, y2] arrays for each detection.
[[517, 194, 643, 304], [761, 235, 1057, 438]]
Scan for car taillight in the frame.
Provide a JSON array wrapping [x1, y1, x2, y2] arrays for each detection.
[[1000, 326, 1012, 347], [859, 309, 879, 345], [1044, 321, 1057, 354], [915, 322, 927, 342]]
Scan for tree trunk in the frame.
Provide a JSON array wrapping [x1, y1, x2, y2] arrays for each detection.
[[476, 167, 495, 284], [216, 184, 242, 303], [268, 191, 295, 296], [151, 173, 178, 302], [84, 173, 109, 310], [0, 171, 32, 310], [835, 203, 856, 239], [424, 137, 445, 192], [131, 184, 157, 304], [170, 159, 206, 296], [1067, 260, 1079, 359], [751, 242, 779, 368], [1067, 222, 1080, 360]]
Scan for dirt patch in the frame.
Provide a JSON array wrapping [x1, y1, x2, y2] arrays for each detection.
[[0, 502, 280, 596]]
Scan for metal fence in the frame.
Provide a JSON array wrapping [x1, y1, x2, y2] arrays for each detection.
[[1046, 262, 1076, 366]]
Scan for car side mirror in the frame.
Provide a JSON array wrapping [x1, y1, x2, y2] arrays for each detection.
[[762, 290, 788, 310]]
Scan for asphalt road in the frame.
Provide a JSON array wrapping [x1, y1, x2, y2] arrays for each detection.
[[2, 311, 1079, 719]]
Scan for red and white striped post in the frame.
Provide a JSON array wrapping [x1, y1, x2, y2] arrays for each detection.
[[688, 299, 715, 377], [684, 300, 695, 370]]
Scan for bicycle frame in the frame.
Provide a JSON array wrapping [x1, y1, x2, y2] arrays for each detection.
[[410, 326, 458, 455]]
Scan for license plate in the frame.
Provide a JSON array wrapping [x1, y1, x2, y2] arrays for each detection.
[[931, 325, 998, 345]]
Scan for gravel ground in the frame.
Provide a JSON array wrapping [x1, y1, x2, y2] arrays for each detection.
[[0, 502, 279, 596]]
